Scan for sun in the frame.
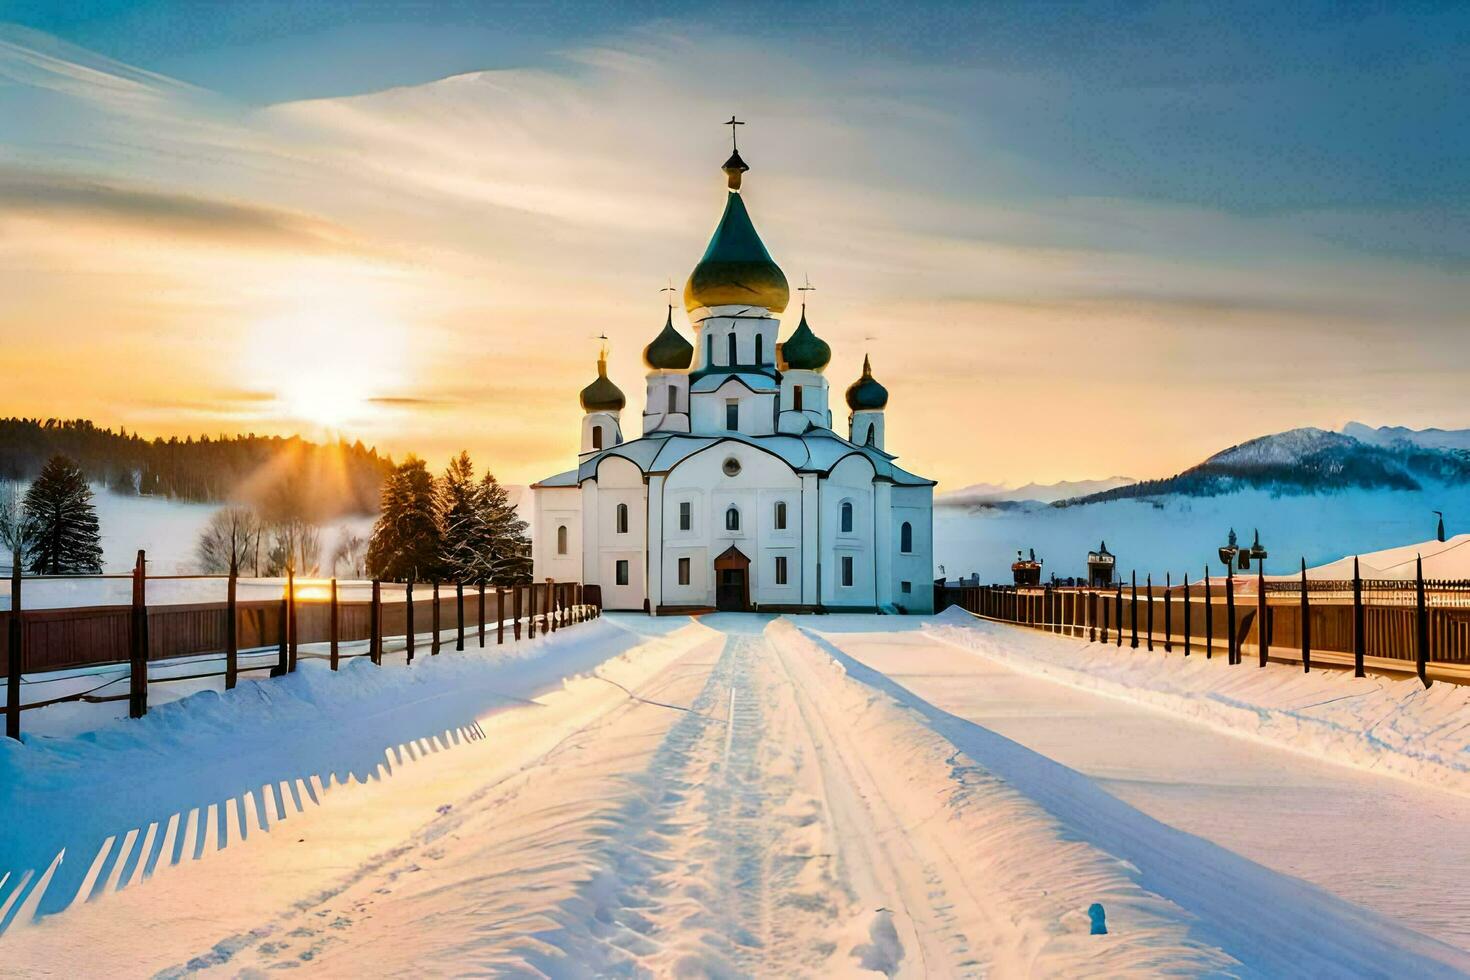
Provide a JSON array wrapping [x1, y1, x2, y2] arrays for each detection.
[[281, 373, 366, 431]]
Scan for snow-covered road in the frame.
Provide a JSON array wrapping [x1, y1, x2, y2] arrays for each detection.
[[4, 613, 1468, 977]]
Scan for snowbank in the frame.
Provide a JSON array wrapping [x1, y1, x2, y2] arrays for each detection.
[[0, 616, 669, 933], [925, 608, 1470, 797]]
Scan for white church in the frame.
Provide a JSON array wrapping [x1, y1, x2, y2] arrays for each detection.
[[531, 132, 935, 614]]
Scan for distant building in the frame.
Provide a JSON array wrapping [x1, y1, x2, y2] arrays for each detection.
[[1087, 540, 1116, 587], [1011, 548, 1043, 586]]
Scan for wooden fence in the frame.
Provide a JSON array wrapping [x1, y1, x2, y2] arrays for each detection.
[[937, 570, 1470, 686], [2, 552, 602, 738]]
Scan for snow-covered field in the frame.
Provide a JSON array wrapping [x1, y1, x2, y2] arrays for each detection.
[[937, 480, 1470, 583], [3, 612, 1468, 976]]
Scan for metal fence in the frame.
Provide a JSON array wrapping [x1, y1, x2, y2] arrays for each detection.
[[2, 550, 602, 739], [936, 568, 1470, 686]]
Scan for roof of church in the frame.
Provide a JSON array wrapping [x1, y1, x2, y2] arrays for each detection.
[[538, 428, 933, 489], [845, 354, 889, 411], [580, 353, 626, 413], [683, 157, 789, 314], [642, 307, 694, 370], [780, 308, 831, 371], [690, 371, 780, 394]]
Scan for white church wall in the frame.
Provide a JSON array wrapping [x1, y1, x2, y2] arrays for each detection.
[[532, 486, 582, 584], [580, 411, 622, 457], [690, 378, 777, 436], [593, 455, 647, 610], [778, 368, 831, 432], [661, 441, 802, 609], [642, 372, 690, 436], [820, 454, 878, 608], [692, 309, 780, 371], [891, 484, 935, 613]]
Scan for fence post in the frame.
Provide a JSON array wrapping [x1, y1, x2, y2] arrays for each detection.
[[1416, 555, 1430, 688], [497, 586, 506, 644], [1163, 573, 1172, 653], [478, 581, 486, 647], [548, 577, 557, 632], [432, 581, 442, 655], [528, 583, 537, 639], [330, 577, 340, 671], [1226, 567, 1238, 665], [1130, 571, 1139, 649], [1087, 590, 1096, 642], [456, 581, 465, 652], [225, 565, 239, 690], [1182, 572, 1191, 656], [6, 559, 22, 739], [1114, 584, 1123, 647], [370, 579, 382, 666], [287, 569, 299, 673], [1099, 588, 1109, 644], [1299, 558, 1310, 673], [130, 550, 148, 718], [513, 585, 522, 640], [1205, 567, 1217, 658], [406, 579, 416, 664], [1145, 573, 1154, 651], [1352, 557, 1365, 677], [1256, 562, 1268, 668]]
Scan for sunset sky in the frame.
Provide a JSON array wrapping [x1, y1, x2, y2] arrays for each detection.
[[2, 2, 1466, 492]]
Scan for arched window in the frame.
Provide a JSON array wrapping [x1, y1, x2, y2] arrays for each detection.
[[727, 333, 738, 366], [865, 425, 876, 446], [726, 506, 740, 531], [616, 503, 629, 534], [755, 335, 764, 364], [557, 525, 568, 555], [591, 425, 603, 450], [900, 521, 913, 554], [793, 385, 804, 412], [775, 501, 787, 530], [840, 500, 853, 533]]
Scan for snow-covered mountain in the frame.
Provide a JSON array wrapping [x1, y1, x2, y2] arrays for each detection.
[[938, 476, 1134, 508], [1062, 426, 1470, 505], [1342, 421, 1470, 453]]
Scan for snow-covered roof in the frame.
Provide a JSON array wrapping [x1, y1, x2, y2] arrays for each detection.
[[535, 429, 934, 489], [689, 372, 780, 394], [1288, 533, 1470, 581]]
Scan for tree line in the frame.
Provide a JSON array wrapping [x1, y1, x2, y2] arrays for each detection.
[[0, 417, 393, 519]]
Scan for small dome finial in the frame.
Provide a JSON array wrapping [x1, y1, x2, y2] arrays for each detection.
[[722, 115, 749, 189]]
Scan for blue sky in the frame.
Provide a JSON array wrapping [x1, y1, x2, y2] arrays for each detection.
[[1, 1, 1466, 487]]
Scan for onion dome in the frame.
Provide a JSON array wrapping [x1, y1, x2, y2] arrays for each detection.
[[580, 353, 625, 413], [845, 354, 889, 411], [642, 306, 693, 370], [781, 307, 831, 371], [684, 155, 789, 314]]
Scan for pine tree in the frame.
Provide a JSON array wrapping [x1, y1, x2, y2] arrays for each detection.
[[436, 451, 482, 582], [366, 457, 442, 581], [480, 471, 532, 585], [22, 454, 104, 574]]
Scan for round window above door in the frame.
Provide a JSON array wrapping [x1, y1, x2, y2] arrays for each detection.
[[722, 457, 742, 477]]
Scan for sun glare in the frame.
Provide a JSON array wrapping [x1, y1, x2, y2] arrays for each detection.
[[281, 374, 367, 431]]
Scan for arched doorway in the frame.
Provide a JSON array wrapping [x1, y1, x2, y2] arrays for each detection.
[[714, 545, 751, 611]]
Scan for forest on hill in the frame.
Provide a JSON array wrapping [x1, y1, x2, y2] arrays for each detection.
[[0, 418, 393, 520]]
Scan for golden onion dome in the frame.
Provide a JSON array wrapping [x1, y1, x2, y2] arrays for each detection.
[[845, 354, 889, 411], [684, 152, 789, 314], [580, 353, 626, 413]]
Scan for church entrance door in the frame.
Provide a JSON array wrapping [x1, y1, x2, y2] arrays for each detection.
[[713, 545, 751, 611]]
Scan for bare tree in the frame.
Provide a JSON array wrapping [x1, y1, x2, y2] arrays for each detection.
[[266, 518, 321, 577], [0, 480, 31, 571], [331, 527, 367, 578], [195, 506, 263, 575]]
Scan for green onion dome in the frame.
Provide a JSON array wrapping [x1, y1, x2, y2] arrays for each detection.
[[642, 307, 694, 370], [845, 354, 888, 411], [780, 308, 831, 371], [580, 354, 626, 413], [684, 155, 789, 314]]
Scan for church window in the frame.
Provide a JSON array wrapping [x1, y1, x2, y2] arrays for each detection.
[[841, 555, 854, 587], [592, 425, 603, 450], [775, 501, 787, 530], [678, 557, 691, 585], [556, 525, 568, 555], [755, 335, 764, 364], [793, 385, 803, 412], [679, 501, 691, 531], [727, 333, 737, 365], [840, 501, 853, 534], [616, 503, 629, 534], [900, 521, 913, 554], [864, 425, 875, 446], [775, 556, 788, 585], [901, 580, 912, 594], [668, 387, 677, 413], [726, 506, 740, 531], [725, 400, 739, 430], [707, 343, 714, 368], [722, 456, 742, 476], [615, 560, 629, 586]]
